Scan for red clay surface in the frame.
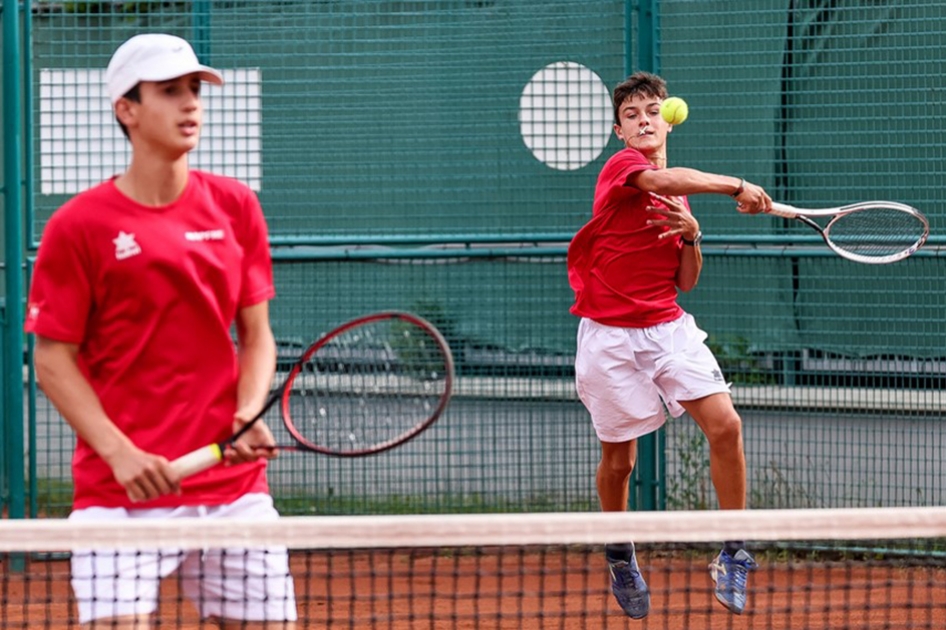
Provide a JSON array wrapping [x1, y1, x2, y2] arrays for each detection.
[[3, 551, 944, 628]]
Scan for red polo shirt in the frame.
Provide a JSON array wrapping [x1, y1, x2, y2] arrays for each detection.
[[26, 171, 274, 509], [568, 148, 690, 328]]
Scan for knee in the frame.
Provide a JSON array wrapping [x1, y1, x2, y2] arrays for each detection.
[[600, 451, 635, 478], [703, 411, 744, 450]]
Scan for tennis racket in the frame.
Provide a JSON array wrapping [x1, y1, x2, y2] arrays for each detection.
[[766, 201, 929, 264], [171, 311, 455, 478]]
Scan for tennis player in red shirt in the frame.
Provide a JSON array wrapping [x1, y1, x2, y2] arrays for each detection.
[[568, 71, 771, 619], [25, 34, 296, 628]]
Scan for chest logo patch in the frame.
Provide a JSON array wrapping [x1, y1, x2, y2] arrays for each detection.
[[113, 231, 142, 260], [185, 229, 225, 242]]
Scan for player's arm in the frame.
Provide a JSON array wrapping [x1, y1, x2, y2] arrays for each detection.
[[675, 236, 702, 292], [646, 194, 702, 291], [631, 168, 771, 214], [228, 300, 278, 463], [32, 335, 180, 501]]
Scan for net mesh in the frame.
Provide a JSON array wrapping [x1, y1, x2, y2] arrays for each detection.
[[3, 508, 945, 628]]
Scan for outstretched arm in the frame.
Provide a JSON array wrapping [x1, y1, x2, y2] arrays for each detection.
[[631, 168, 771, 214]]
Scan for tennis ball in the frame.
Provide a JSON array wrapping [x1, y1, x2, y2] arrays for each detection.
[[660, 97, 689, 125]]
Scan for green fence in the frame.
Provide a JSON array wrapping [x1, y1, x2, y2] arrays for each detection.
[[4, 1, 946, 518]]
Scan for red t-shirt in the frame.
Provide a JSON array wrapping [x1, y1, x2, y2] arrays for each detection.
[[568, 148, 690, 327], [25, 171, 275, 509]]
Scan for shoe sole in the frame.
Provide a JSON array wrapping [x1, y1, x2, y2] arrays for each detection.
[[713, 588, 745, 615], [613, 592, 650, 619]]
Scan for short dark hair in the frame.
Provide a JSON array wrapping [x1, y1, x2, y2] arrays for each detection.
[[612, 72, 668, 124], [116, 84, 141, 139]]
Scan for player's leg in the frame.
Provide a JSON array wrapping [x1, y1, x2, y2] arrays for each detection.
[[575, 318, 666, 619], [72, 546, 172, 629], [684, 394, 758, 613], [653, 313, 747, 510], [597, 438, 650, 619], [656, 314, 757, 614], [183, 494, 297, 628], [73, 543, 162, 628], [185, 548, 297, 629], [597, 439, 636, 510], [598, 439, 645, 614], [70, 507, 185, 629], [681, 393, 745, 510], [200, 544, 297, 630]]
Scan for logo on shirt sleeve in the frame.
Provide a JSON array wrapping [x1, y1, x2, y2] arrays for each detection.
[[113, 231, 142, 260]]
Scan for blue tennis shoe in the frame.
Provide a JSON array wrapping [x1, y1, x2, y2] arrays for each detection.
[[608, 549, 650, 619], [709, 548, 758, 614]]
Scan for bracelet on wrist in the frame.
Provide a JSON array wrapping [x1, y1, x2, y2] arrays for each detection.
[[681, 230, 703, 246], [731, 178, 746, 198]]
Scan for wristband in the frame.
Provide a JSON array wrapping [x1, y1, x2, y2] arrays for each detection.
[[731, 178, 745, 198], [681, 231, 703, 246]]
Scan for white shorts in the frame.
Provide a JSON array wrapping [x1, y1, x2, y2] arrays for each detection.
[[70, 493, 298, 624], [575, 314, 731, 442]]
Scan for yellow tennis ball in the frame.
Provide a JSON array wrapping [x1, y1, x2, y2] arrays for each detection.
[[660, 97, 689, 125]]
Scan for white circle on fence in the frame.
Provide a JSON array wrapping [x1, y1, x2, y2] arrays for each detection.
[[519, 61, 613, 171]]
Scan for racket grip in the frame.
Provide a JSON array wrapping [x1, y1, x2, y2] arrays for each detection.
[[768, 203, 799, 219], [170, 444, 223, 478]]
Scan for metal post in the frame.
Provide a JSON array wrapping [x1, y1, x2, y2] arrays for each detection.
[[636, 0, 660, 75], [0, 296, 5, 513], [3, 0, 26, 522], [192, 0, 212, 62], [626, 0, 665, 513], [624, 0, 634, 77]]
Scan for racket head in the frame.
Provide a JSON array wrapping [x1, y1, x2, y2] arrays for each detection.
[[822, 202, 929, 264], [279, 311, 454, 456]]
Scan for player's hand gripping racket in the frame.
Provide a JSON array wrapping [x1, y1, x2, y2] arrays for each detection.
[[171, 311, 455, 478], [766, 201, 929, 264]]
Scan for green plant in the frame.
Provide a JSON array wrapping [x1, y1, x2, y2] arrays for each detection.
[[273, 489, 595, 516], [665, 429, 711, 510], [406, 299, 457, 341], [32, 477, 74, 518], [750, 459, 822, 509], [706, 334, 777, 385], [388, 300, 458, 380], [390, 316, 450, 381]]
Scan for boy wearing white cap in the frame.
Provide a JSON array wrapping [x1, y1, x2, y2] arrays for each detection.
[[25, 34, 297, 628]]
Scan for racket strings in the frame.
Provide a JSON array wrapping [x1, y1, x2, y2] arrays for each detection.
[[285, 318, 450, 454], [826, 208, 928, 257]]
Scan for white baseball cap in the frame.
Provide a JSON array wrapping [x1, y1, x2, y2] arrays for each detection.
[[105, 33, 224, 105]]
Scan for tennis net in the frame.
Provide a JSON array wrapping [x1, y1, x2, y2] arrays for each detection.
[[2, 507, 945, 628]]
